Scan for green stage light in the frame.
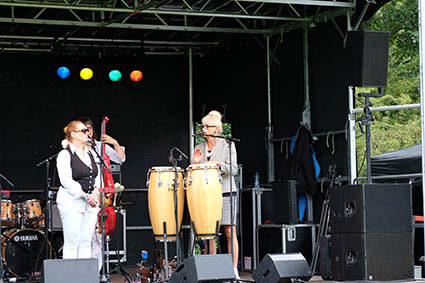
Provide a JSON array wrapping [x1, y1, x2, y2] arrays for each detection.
[[109, 70, 122, 82]]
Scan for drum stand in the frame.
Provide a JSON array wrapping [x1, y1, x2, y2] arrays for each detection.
[[167, 147, 188, 270], [0, 172, 15, 283]]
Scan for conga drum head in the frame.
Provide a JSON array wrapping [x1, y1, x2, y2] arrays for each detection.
[[2, 228, 48, 277], [148, 166, 185, 241]]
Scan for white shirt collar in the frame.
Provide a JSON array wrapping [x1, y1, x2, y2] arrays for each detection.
[[68, 142, 89, 155]]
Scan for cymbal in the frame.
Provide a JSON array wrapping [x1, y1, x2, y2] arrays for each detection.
[[50, 187, 60, 190], [118, 201, 134, 206]]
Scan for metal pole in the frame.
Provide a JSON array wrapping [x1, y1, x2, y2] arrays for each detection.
[[302, 27, 311, 128], [348, 86, 357, 184], [417, 0, 425, 275], [189, 48, 194, 161], [266, 36, 275, 183]]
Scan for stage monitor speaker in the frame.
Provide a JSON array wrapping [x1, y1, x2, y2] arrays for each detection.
[[42, 258, 98, 283], [329, 183, 412, 234], [169, 254, 235, 283], [331, 232, 414, 281], [272, 180, 298, 224], [346, 30, 390, 88], [252, 253, 312, 283]]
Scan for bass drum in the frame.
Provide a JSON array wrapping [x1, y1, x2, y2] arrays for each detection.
[[2, 228, 49, 277]]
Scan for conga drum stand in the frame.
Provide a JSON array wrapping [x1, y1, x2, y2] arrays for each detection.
[[168, 147, 188, 267]]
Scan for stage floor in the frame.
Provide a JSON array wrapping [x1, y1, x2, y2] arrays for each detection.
[[108, 267, 425, 283]]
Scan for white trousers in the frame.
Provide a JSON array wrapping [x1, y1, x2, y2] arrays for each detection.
[[58, 205, 98, 259], [92, 231, 103, 271]]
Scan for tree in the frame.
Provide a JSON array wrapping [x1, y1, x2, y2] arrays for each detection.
[[356, 0, 421, 176]]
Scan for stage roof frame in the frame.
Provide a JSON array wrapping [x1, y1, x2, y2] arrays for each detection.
[[0, 0, 375, 55]]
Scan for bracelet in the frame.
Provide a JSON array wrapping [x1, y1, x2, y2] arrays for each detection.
[[81, 193, 89, 201]]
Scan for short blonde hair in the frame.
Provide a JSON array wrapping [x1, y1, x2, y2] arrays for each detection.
[[207, 110, 222, 121], [202, 114, 222, 134]]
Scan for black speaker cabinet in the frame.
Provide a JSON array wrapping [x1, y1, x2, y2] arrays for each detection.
[[346, 30, 390, 87], [47, 200, 62, 231], [169, 254, 235, 283], [42, 258, 98, 283], [272, 180, 298, 224], [253, 253, 312, 283], [331, 232, 414, 281], [329, 183, 412, 234]]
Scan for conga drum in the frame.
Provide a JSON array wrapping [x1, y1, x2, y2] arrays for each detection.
[[147, 167, 185, 241], [186, 163, 222, 239]]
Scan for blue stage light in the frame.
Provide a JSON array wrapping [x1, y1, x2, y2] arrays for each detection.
[[57, 67, 70, 79]]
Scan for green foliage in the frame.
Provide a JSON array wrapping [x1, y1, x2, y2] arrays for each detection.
[[356, 1, 421, 176], [194, 122, 233, 146]]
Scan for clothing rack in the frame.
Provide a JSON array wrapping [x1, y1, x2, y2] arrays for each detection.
[[270, 129, 346, 143]]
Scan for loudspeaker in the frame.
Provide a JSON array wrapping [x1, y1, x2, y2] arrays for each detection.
[[331, 232, 414, 281], [42, 258, 98, 283], [346, 30, 390, 87], [329, 183, 412, 233], [272, 180, 298, 224], [169, 254, 235, 283], [47, 200, 62, 231], [319, 235, 331, 280], [252, 253, 312, 283]]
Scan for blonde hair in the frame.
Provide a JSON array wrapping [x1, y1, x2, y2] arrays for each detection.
[[63, 120, 83, 142], [207, 110, 222, 122], [202, 113, 222, 134]]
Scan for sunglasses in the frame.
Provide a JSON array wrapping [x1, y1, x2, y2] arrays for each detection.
[[75, 128, 89, 134]]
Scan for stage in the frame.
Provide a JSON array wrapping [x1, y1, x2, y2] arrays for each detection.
[[107, 266, 425, 283]]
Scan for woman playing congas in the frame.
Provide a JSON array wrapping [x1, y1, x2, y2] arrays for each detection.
[[192, 110, 239, 279]]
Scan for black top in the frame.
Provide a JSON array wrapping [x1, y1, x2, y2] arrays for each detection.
[[66, 147, 98, 193]]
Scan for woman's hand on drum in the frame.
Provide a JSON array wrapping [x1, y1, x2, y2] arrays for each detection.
[[193, 148, 202, 164]]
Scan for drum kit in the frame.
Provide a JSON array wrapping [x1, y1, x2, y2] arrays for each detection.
[[0, 198, 48, 278]]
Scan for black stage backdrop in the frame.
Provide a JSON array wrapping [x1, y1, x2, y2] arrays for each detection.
[[0, 22, 349, 265]]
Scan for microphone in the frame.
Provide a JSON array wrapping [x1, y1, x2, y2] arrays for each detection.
[[175, 147, 188, 160], [192, 128, 207, 137], [86, 138, 96, 147]]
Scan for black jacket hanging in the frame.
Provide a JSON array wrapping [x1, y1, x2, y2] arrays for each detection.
[[289, 126, 318, 195]]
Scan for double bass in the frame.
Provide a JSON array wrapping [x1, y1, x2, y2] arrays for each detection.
[[98, 116, 117, 235]]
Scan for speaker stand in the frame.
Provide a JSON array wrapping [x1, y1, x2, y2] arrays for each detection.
[[358, 88, 384, 183]]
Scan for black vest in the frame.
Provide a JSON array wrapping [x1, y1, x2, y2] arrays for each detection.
[[66, 147, 98, 193]]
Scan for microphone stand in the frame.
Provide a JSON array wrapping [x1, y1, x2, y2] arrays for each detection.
[[202, 133, 240, 280], [89, 142, 112, 283], [0, 172, 15, 283], [168, 147, 188, 269], [36, 152, 59, 261]]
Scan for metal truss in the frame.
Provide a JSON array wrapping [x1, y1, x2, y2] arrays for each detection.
[[0, 0, 356, 53]]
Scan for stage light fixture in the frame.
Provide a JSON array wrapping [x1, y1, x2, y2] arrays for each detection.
[[130, 70, 143, 82], [80, 68, 93, 80], [57, 67, 70, 79], [109, 70, 122, 82]]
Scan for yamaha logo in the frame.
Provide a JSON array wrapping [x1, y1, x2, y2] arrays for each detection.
[[13, 235, 38, 242]]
